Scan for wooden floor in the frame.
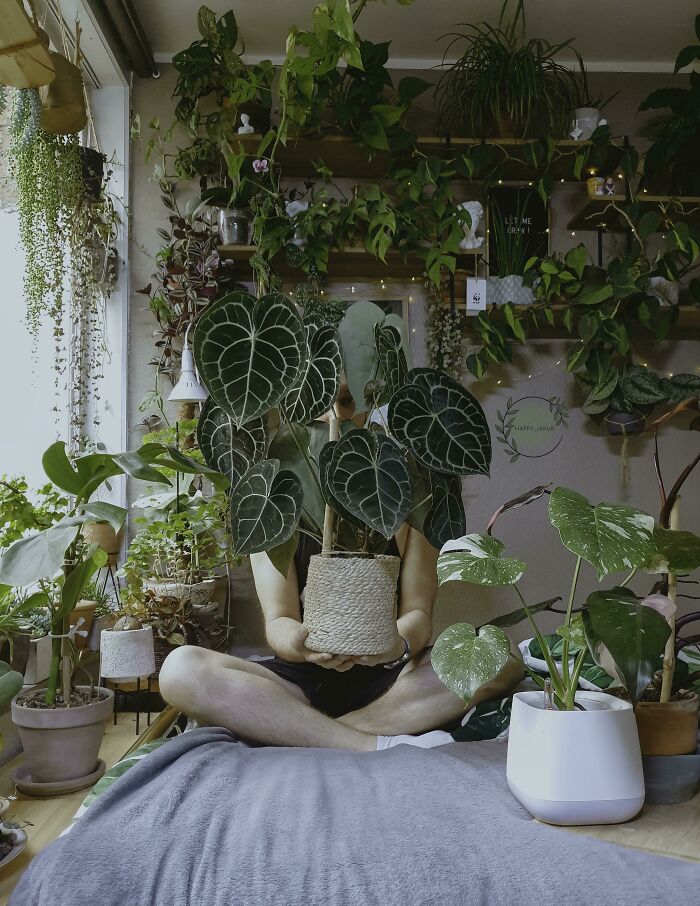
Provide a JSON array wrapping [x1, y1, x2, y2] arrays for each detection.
[[0, 707, 177, 905]]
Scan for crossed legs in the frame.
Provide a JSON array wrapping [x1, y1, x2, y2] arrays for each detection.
[[159, 646, 524, 750]]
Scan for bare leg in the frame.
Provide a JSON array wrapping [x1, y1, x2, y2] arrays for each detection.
[[338, 654, 524, 736], [159, 646, 376, 751]]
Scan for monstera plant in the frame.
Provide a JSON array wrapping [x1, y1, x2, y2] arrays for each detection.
[[430, 486, 695, 711], [193, 291, 492, 653]]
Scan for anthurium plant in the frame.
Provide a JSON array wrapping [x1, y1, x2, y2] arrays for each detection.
[[431, 485, 699, 710], [0, 441, 220, 706], [193, 292, 492, 571]]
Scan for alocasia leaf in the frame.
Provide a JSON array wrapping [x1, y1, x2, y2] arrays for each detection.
[[197, 396, 267, 487], [282, 318, 342, 424]]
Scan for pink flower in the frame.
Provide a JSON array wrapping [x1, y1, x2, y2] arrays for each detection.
[[252, 158, 269, 174]]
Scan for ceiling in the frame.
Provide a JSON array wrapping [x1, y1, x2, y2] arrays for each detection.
[[140, 0, 699, 71]]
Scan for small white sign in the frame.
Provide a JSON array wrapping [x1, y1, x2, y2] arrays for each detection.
[[466, 277, 487, 314]]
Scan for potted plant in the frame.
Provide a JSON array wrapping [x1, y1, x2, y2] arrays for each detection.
[[435, 0, 581, 138], [569, 54, 618, 140], [487, 194, 535, 306], [0, 440, 212, 789], [81, 581, 117, 652], [192, 291, 492, 654], [201, 152, 273, 246], [431, 485, 682, 825]]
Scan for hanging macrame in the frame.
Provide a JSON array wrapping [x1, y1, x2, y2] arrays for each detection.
[[39, 16, 86, 135]]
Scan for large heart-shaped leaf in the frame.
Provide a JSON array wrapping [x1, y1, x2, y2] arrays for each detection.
[[431, 623, 511, 702], [194, 291, 305, 428], [269, 423, 326, 533], [318, 440, 366, 532], [423, 473, 466, 550], [324, 428, 411, 539], [388, 369, 491, 476], [548, 487, 655, 579], [230, 460, 302, 557], [437, 534, 527, 587], [645, 526, 700, 575], [375, 323, 408, 399], [583, 587, 671, 707], [197, 397, 267, 487], [282, 318, 342, 425]]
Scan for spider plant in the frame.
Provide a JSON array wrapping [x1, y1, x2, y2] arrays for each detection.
[[488, 195, 533, 277], [435, 0, 581, 138]]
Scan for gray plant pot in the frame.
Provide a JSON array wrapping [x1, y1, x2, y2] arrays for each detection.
[[642, 749, 700, 805], [218, 207, 251, 245], [11, 686, 114, 784]]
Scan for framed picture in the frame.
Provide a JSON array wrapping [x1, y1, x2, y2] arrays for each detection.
[[487, 185, 549, 275]]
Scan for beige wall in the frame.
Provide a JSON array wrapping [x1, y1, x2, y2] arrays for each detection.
[[129, 66, 700, 650]]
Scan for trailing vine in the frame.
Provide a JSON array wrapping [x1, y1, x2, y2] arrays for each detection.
[[426, 282, 466, 381]]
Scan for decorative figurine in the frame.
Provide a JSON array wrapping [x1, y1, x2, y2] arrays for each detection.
[[458, 200, 485, 250], [237, 113, 255, 134]]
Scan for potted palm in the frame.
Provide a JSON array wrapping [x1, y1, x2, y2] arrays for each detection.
[[193, 291, 492, 655], [431, 485, 682, 826]]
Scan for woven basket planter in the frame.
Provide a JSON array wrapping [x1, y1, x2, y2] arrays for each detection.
[[303, 555, 400, 656]]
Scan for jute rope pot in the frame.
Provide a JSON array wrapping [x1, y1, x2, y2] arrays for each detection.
[[303, 555, 400, 656]]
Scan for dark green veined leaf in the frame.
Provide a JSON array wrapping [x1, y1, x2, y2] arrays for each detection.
[[375, 323, 408, 399], [663, 372, 700, 403], [548, 487, 655, 579], [324, 428, 411, 539], [266, 532, 299, 579], [423, 473, 466, 549], [269, 423, 326, 533], [318, 440, 366, 532], [583, 587, 670, 707], [197, 397, 267, 487], [230, 460, 302, 556], [431, 623, 511, 703], [620, 366, 667, 406], [282, 319, 342, 424], [437, 534, 527, 587], [388, 369, 491, 477], [194, 291, 305, 428]]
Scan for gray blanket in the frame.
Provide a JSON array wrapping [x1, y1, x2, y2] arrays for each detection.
[[11, 728, 700, 906]]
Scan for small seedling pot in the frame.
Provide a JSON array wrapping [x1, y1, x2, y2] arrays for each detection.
[[507, 690, 645, 826], [635, 692, 699, 756]]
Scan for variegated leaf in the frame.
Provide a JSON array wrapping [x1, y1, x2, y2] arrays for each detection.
[[282, 318, 342, 424], [548, 487, 655, 579], [230, 459, 302, 556], [197, 397, 267, 487], [437, 534, 527, 587], [388, 368, 491, 476], [324, 428, 411, 539], [423, 473, 466, 550], [193, 291, 305, 428], [431, 623, 511, 703], [644, 526, 700, 575]]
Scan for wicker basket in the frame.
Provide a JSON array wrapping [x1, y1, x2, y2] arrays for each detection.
[[302, 555, 400, 656]]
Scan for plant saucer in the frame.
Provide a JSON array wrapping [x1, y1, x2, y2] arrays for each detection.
[[0, 822, 28, 870], [11, 759, 106, 797]]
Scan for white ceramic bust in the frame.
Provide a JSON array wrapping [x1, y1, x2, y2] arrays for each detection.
[[237, 113, 254, 134], [458, 200, 485, 249]]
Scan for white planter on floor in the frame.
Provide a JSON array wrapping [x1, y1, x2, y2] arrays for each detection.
[[506, 690, 645, 826]]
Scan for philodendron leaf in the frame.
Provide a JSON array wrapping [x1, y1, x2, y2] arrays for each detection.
[[489, 597, 561, 629], [423, 473, 466, 550], [230, 460, 303, 556], [269, 423, 326, 533], [197, 397, 267, 487], [318, 441, 366, 532], [282, 318, 342, 425], [324, 428, 411, 539], [645, 526, 700, 574], [548, 487, 655, 579], [437, 534, 527, 587], [583, 587, 671, 707], [375, 323, 408, 399], [388, 369, 491, 477], [267, 532, 299, 579], [0, 521, 81, 586], [431, 623, 511, 702], [194, 291, 305, 428]]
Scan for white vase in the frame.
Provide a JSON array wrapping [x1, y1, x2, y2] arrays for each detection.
[[487, 275, 533, 307], [506, 690, 645, 826]]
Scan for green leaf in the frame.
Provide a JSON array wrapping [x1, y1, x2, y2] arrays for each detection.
[[230, 460, 303, 557], [548, 487, 656, 579], [583, 587, 670, 707], [423, 473, 466, 550], [324, 428, 411, 539], [269, 422, 326, 533], [575, 284, 614, 306], [397, 76, 430, 104], [111, 451, 172, 486], [41, 442, 82, 495], [388, 369, 491, 477], [282, 319, 342, 424], [194, 291, 305, 428], [266, 532, 299, 579], [77, 502, 127, 534], [639, 210, 662, 240], [437, 534, 527, 587], [0, 521, 81, 585], [646, 526, 700, 575], [338, 301, 388, 413], [431, 623, 511, 702], [620, 366, 667, 406], [665, 372, 700, 403], [489, 597, 561, 629], [197, 397, 267, 487], [57, 548, 109, 620], [564, 245, 588, 278], [375, 323, 408, 399], [0, 666, 24, 708]]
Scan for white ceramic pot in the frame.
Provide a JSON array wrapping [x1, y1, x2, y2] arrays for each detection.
[[571, 107, 607, 141], [487, 275, 534, 307], [144, 578, 216, 607], [506, 690, 645, 826]]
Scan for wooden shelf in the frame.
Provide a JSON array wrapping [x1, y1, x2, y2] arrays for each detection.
[[229, 134, 622, 182], [218, 244, 481, 280], [568, 195, 700, 232]]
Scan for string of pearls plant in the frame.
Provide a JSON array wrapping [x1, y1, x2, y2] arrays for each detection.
[[426, 280, 467, 381]]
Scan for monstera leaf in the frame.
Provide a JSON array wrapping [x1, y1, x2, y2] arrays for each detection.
[[431, 623, 511, 702], [375, 323, 408, 399], [548, 487, 656, 579], [323, 428, 411, 539], [388, 369, 491, 477], [269, 422, 326, 533], [282, 318, 342, 424], [423, 473, 466, 550], [230, 459, 303, 556], [197, 397, 267, 487], [194, 291, 305, 428], [437, 534, 527, 587], [583, 587, 671, 707]]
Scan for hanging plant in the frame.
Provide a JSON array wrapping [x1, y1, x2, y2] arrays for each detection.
[[426, 281, 466, 381]]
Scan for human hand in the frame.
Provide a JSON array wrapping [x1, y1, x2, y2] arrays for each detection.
[[351, 633, 406, 668], [266, 617, 313, 663]]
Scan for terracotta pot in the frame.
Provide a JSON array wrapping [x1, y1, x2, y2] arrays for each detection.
[[11, 686, 114, 784], [635, 693, 699, 756], [82, 522, 124, 567], [68, 600, 97, 651], [39, 51, 87, 134]]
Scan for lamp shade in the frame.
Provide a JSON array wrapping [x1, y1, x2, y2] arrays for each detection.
[[168, 347, 208, 404], [100, 627, 156, 680]]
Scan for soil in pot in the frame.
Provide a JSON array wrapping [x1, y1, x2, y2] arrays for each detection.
[[635, 691, 699, 756]]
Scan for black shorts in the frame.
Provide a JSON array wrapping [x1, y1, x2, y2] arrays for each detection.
[[259, 658, 405, 718]]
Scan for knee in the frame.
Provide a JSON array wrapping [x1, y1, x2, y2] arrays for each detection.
[[159, 645, 209, 708]]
